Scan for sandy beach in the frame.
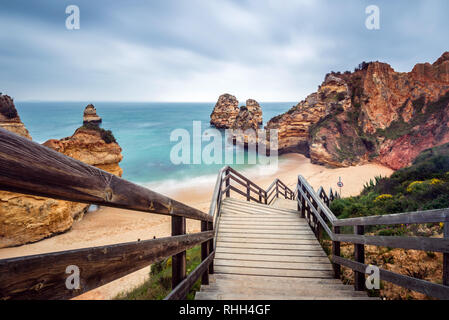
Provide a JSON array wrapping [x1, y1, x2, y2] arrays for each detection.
[[0, 153, 393, 299]]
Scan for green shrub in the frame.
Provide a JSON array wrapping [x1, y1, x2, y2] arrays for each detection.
[[80, 123, 117, 144]]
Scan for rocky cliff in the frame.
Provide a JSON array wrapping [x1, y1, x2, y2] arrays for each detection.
[[0, 94, 31, 139], [266, 52, 449, 169], [210, 94, 240, 128], [210, 94, 263, 130], [0, 103, 123, 248]]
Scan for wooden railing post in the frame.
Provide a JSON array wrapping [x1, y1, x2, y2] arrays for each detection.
[[172, 216, 187, 290], [332, 226, 341, 279], [354, 225, 365, 291], [201, 221, 209, 285], [208, 221, 214, 275], [246, 181, 251, 201], [225, 169, 230, 197], [264, 191, 268, 204], [444, 222, 449, 286], [300, 184, 306, 218], [276, 181, 279, 198], [258, 189, 262, 203]]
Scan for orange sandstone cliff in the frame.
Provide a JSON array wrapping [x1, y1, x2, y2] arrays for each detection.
[[266, 52, 449, 169], [0, 101, 123, 248]]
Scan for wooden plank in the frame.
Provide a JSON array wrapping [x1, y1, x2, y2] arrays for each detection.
[[195, 292, 373, 300], [333, 256, 449, 300], [335, 233, 449, 253], [216, 242, 322, 250], [216, 247, 326, 256], [334, 208, 449, 227], [212, 273, 343, 285], [221, 205, 299, 216], [354, 225, 365, 291], [217, 237, 319, 245], [214, 259, 333, 271], [219, 223, 309, 229], [223, 199, 299, 214], [214, 265, 334, 278], [0, 128, 212, 222], [165, 251, 215, 300], [215, 253, 331, 263], [218, 228, 314, 235], [219, 232, 314, 239], [219, 221, 308, 227], [172, 216, 187, 289], [0, 231, 213, 300]]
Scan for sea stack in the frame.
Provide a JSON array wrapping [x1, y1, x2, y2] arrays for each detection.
[[45, 104, 123, 177], [83, 104, 102, 126], [245, 99, 263, 126], [210, 93, 240, 129], [0, 94, 32, 139]]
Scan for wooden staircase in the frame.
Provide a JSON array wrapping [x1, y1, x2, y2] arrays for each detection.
[[196, 198, 375, 300]]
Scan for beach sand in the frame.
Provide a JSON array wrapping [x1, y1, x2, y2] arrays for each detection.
[[0, 153, 393, 299]]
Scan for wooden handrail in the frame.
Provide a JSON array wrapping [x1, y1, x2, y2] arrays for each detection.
[[0, 127, 215, 300], [0, 231, 213, 300], [296, 175, 449, 299], [0, 128, 211, 222]]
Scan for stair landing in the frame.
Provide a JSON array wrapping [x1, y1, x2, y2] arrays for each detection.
[[195, 198, 375, 300]]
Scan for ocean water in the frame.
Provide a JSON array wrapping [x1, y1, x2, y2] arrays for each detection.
[[15, 101, 296, 193]]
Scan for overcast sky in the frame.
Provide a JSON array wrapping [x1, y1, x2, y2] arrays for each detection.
[[1, 0, 448, 102]]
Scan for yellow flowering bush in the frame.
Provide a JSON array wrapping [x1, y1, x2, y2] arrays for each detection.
[[375, 194, 393, 201], [430, 178, 443, 185], [406, 181, 424, 192]]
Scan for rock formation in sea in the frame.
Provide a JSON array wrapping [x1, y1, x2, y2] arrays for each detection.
[[210, 93, 240, 128], [83, 104, 102, 126], [0, 94, 32, 139], [211, 95, 263, 132], [266, 52, 449, 169], [0, 102, 123, 248]]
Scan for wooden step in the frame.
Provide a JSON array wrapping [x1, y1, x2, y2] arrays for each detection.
[[223, 198, 299, 214], [218, 232, 315, 239], [216, 247, 327, 257], [215, 253, 330, 263], [195, 292, 376, 300], [214, 259, 334, 271], [216, 236, 317, 244], [214, 265, 334, 278]]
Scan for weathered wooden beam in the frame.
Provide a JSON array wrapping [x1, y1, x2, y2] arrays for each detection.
[[334, 208, 449, 227], [444, 223, 449, 286], [0, 128, 211, 222], [172, 216, 187, 289], [333, 255, 449, 300], [335, 233, 449, 253], [332, 226, 341, 279], [354, 226, 365, 291], [0, 231, 213, 300], [164, 251, 215, 300], [201, 221, 209, 285]]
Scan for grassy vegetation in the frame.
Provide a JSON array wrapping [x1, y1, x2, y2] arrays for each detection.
[[115, 246, 202, 300], [330, 143, 449, 235], [80, 122, 117, 144]]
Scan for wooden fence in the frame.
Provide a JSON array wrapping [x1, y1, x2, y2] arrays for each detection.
[[297, 175, 449, 299]]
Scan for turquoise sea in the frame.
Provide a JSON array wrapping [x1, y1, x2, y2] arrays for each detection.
[[15, 102, 295, 193]]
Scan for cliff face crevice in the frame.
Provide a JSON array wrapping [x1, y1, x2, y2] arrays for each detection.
[[266, 52, 449, 169], [0, 103, 123, 248]]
